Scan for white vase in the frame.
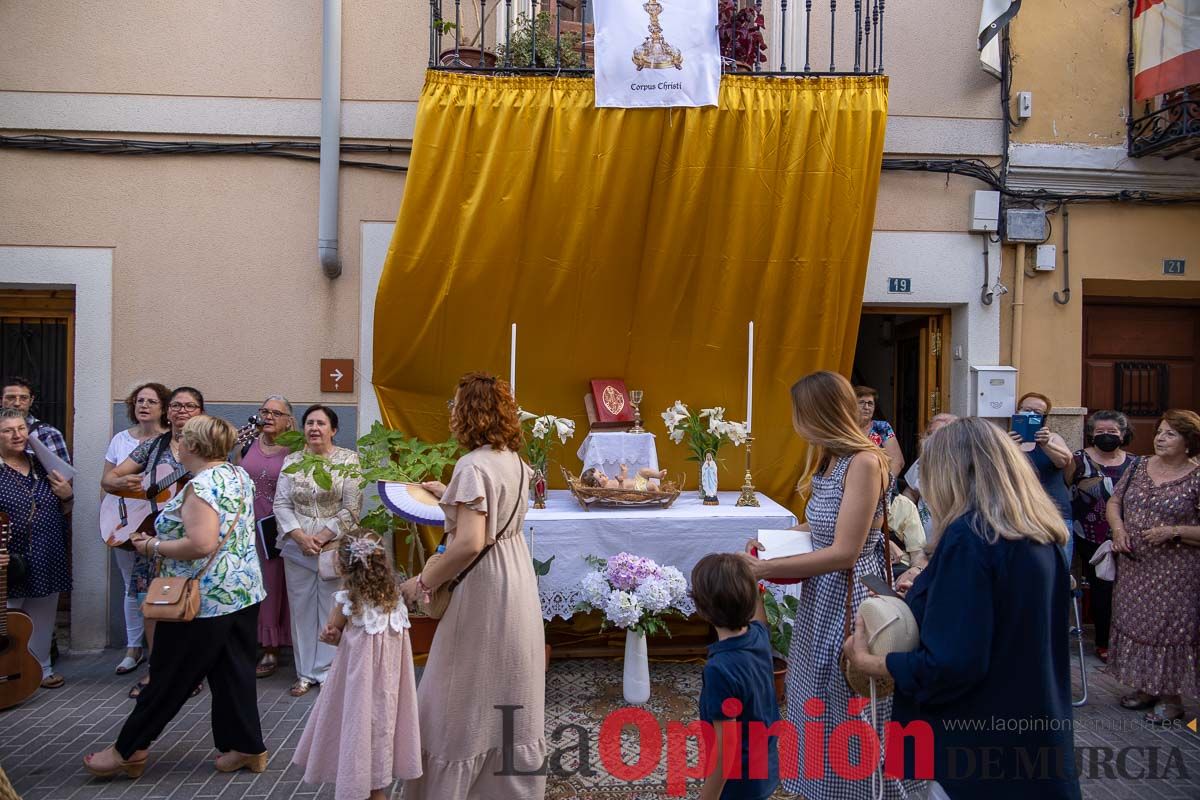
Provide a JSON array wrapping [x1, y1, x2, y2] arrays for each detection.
[[623, 629, 651, 705]]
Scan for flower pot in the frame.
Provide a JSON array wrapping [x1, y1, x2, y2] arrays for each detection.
[[773, 656, 788, 705], [409, 615, 439, 655], [437, 48, 497, 69], [623, 629, 651, 705]]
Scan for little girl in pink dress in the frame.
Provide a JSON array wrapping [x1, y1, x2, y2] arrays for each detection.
[[292, 533, 421, 800]]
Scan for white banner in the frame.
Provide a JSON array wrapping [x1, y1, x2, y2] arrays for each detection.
[[594, 0, 721, 108]]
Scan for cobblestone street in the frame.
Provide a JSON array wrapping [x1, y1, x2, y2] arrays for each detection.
[[1, 644, 1197, 800]]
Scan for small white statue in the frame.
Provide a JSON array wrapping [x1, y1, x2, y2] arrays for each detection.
[[701, 451, 719, 506]]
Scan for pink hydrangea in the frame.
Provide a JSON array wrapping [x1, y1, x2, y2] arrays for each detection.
[[604, 552, 662, 591]]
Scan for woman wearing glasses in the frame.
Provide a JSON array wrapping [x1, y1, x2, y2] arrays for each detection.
[[102, 386, 206, 699], [102, 382, 170, 676], [233, 395, 295, 679]]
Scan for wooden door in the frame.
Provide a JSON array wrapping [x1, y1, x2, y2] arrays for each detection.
[[1083, 302, 1200, 454]]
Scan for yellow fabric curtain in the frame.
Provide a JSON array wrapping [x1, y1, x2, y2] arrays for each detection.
[[375, 71, 888, 521]]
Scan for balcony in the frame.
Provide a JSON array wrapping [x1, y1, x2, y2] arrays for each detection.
[[1128, 88, 1200, 159], [428, 0, 889, 76]]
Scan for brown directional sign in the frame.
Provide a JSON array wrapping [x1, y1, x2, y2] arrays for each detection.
[[320, 358, 354, 393]]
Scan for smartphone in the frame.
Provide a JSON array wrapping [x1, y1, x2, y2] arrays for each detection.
[[859, 574, 900, 598], [1011, 412, 1043, 443]]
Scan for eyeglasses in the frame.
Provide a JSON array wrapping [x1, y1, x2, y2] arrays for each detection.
[[169, 402, 201, 412], [135, 398, 161, 406], [257, 409, 291, 419]]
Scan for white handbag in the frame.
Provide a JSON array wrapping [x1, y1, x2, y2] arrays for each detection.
[[1089, 540, 1116, 582]]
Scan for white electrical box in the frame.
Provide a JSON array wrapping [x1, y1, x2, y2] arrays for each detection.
[[970, 190, 1000, 232], [1036, 244, 1057, 271], [970, 366, 1018, 418], [1017, 91, 1033, 119]]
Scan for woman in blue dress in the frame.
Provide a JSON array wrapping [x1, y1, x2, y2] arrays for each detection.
[[744, 371, 913, 799]]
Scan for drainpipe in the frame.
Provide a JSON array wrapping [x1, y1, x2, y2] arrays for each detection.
[[319, 0, 342, 279], [1012, 242, 1026, 394]]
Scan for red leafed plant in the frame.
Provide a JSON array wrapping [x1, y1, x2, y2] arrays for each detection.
[[717, 0, 767, 69]]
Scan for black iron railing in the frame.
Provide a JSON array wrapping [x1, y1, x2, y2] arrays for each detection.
[[429, 0, 887, 76]]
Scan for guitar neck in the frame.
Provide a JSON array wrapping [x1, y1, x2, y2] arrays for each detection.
[[0, 513, 9, 638]]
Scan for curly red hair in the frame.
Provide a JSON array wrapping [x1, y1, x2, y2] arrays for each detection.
[[450, 372, 524, 452]]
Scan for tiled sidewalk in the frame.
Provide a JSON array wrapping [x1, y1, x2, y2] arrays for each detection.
[[0, 647, 1197, 799]]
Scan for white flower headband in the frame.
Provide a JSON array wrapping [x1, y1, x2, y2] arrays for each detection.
[[346, 535, 383, 568]]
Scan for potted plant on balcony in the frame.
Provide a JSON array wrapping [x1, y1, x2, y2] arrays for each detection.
[[717, 0, 767, 72], [494, 11, 584, 68], [434, 6, 499, 68], [761, 587, 800, 702]]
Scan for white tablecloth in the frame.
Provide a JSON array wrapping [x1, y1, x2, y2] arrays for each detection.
[[575, 431, 660, 476], [525, 489, 797, 620]]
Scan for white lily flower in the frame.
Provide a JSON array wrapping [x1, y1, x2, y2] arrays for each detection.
[[669, 428, 686, 444], [518, 409, 538, 422], [553, 417, 575, 444], [722, 421, 748, 446], [531, 417, 550, 439]]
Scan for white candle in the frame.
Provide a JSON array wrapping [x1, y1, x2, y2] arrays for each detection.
[[746, 320, 754, 434], [510, 323, 517, 397]]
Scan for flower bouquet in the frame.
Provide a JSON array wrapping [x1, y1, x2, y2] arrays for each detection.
[[574, 552, 690, 703], [519, 411, 576, 508], [661, 402, 748, 462]]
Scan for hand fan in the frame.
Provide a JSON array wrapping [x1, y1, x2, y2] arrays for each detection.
[[378, 481, 446, 526]]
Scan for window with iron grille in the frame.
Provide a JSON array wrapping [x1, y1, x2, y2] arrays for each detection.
[[1114, 361, 1169, 417]]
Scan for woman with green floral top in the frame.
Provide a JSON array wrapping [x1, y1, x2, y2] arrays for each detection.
[[84, 415, 268, 779]]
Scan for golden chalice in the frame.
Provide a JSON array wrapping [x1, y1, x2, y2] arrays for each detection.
[[632, 0, 683, 70]]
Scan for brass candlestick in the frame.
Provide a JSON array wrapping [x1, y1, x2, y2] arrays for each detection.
[[632, 0, 683, 71], [629, 390, 645, 434], [735, 436, 760, 507]]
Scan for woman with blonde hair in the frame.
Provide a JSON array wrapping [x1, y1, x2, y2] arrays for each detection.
[[843, 417, 1081, 800], [742, 370, 912, 799], [85, 415, 267, 779]]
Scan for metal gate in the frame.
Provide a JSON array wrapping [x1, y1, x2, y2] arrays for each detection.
[[0, 291, 74, 447]]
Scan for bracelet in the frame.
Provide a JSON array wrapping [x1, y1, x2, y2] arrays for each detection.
[[152, 538, 162, 559], [416, 574, 433, 600]]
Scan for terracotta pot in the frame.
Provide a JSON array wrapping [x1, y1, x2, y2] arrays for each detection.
[[409, 615, 439, 655], [437, 48, 497, 69], [773, 657, 787, 704]]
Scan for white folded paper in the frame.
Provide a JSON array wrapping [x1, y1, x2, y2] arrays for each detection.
[[755, 528, 813, 559], [29, 434, 76, 481]]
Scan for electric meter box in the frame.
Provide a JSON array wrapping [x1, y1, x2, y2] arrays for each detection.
[[970, 366, 1018, 418]]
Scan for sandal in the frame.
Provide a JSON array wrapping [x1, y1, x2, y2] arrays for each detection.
[[1145, 702, 1185, 725], [190, 683, 203, 698], [255, 655, 278, 679], [82, 746, 147, 779], [115, 650, 145, 675], [289, 678, 317, 697], [128, 676, 151, 699], [40, 673, 65, 689], [1119, 691, 1158, 710]]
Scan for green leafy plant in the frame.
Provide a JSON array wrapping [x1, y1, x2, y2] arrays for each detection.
[[282, 422, 462, 575], [762, 589, 800, 657], [494, 12, 583, 68], [661, 402, 748, 463], [519, 411, 576, 473]]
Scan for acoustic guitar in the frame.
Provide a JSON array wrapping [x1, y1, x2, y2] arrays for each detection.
[[99, 418, 262, 548], [0, 512, 42, 710]]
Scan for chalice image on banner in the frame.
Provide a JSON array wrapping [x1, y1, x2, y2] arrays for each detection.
[[632, 0, 683, 70]]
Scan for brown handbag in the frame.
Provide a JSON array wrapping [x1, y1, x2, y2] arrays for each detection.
[[417, 459, 527, 620], [841, 500, 897, 698], [141, 490, 244, 622]]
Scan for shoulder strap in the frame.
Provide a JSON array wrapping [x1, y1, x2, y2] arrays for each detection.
[[843, 490, 894, 643], [446, 453, 528, 593]]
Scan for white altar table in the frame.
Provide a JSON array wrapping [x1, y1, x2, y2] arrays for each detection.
[[575, 431, 660, 476], [525, 489, 797, 620]]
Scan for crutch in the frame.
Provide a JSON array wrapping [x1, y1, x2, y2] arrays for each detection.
[[1070, 575, 1088, 707]]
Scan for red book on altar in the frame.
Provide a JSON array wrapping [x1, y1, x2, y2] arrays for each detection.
[[588, 379, 635, 427]]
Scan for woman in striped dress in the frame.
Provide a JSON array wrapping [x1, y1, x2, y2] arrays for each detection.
[[744, 371, 915, 800]]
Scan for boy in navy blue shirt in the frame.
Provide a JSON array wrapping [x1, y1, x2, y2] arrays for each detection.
[[691, 553, 780, 800]]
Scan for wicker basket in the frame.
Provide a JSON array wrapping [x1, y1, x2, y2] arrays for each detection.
[[561, 466, 683, 511]]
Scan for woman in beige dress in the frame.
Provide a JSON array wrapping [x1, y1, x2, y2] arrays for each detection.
[[400, 372, 546, 800]]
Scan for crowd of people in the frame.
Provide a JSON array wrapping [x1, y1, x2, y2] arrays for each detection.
[[0, 369, 1196, 800]]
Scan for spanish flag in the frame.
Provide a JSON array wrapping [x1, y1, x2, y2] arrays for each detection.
[[1134, 0, 1200, 100]]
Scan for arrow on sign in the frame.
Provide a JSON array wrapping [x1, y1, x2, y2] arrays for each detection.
[[329, 368, 344, 388]]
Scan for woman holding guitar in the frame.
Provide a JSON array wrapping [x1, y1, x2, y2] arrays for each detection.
[[101, 382, 170, 676], [102, 386, 205, 698], [0, 407, 74, 690]]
